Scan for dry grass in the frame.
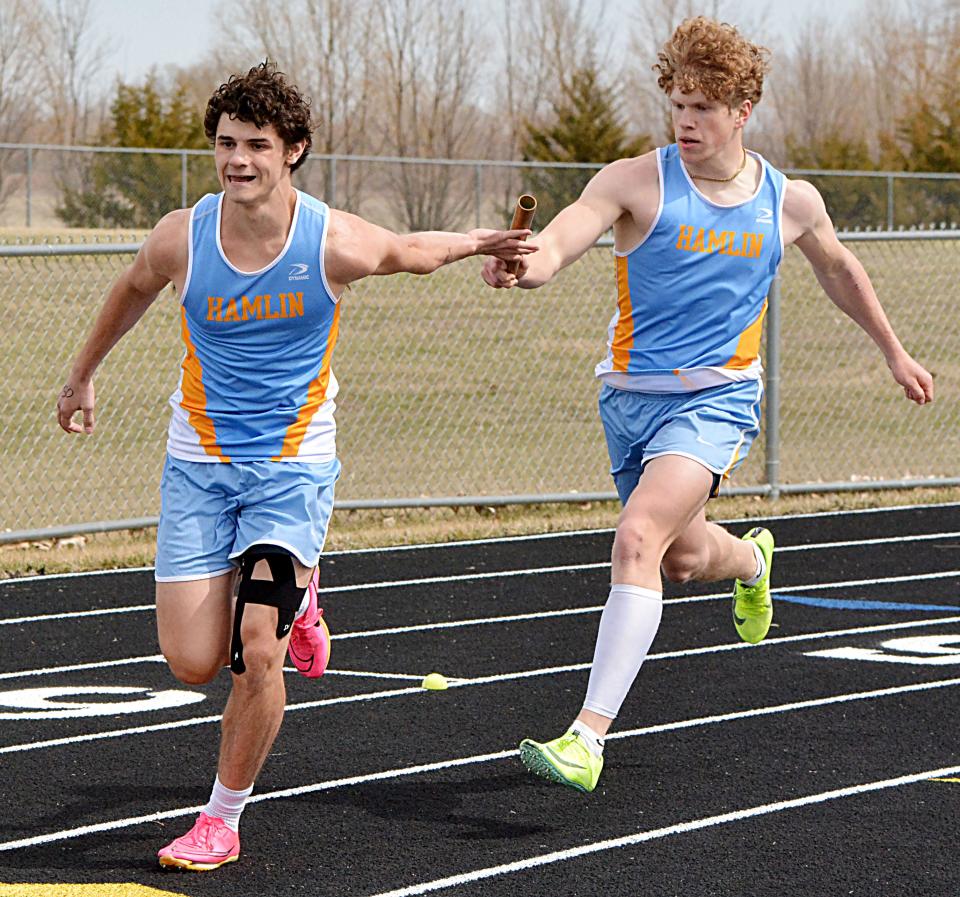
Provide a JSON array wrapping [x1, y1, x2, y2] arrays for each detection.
[[3, 486, 959, 580]]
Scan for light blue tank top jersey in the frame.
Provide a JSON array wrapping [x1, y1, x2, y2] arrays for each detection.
[[595, 144, 786, 392], [167, 190, 341, 463]]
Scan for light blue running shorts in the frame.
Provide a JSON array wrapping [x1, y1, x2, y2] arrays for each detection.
[[155, 454, 341, 582], [598, 379, 763, 505]]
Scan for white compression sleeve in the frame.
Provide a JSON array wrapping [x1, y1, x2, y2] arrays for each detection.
[[582, 584, 663, 720]]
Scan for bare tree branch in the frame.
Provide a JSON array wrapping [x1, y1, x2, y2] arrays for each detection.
[[40, 0, 112, 145]]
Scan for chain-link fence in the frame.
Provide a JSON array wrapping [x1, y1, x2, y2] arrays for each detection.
[[2, 232, 957, 541], [4, 143, 960, 233]]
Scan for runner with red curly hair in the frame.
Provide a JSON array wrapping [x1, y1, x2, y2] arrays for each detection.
[[483, 17, 932, 793]]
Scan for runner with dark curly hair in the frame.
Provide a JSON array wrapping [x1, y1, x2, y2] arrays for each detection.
[[56, 61, 535, 871]]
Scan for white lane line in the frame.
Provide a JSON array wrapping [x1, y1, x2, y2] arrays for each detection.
[[0, 566, 154, 586], [4, 544, 960, 627], [445, 614, 960, 686], [0, 655, 166, 681], [317, 559, 960, 595], [1, 674, 957, 853], [0, 604, 154, 627], [0, 685, 428, 756], [332, 605, 607, 640], [320, 569, 960, 640], [4, 614, 960, 756], [672, 569, 960, 608], [0, 596, 960, 680], [319, 670, 445, 683], [604, 675, 960, 740], [778, 531, 960, 552], [0, 654, 442, 685], [364, 761, 960, 897], [329, 569, 960, 641], [325, 500, 959, 556], [9, 560, 956, 635], [319, 562, 610, 594], [2, 502, 958, 587]]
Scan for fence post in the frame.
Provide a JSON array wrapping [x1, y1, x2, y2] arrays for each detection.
[[328, 157, 337, 207], [886, 174, 894, 230], [25, 145, 32, 227], [475, 163, 483, 228], [180, 151, 188, 209], [765, 275, 782, 500]]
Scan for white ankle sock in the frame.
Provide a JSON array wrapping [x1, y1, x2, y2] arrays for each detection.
[[741, 542, 766, 587], [582, 584, 663, 720], [569, 720, 605, 757], [204, 775, 254, 832]]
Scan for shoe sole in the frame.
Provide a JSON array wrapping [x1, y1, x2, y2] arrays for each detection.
[[519, 742, 591, 793], [159, 853, 239, 872]]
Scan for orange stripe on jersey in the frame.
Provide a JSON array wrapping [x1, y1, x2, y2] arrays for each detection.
[[724, 299, 768, 370], [273, 303, 342, 460], [179, 307, 229, 461], [611, 255, 634, 372]]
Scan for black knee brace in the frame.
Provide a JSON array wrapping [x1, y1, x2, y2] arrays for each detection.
[[230, 548, 307, 674]]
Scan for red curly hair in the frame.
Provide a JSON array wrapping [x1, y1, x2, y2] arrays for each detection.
[[654, 17, 770, 107]]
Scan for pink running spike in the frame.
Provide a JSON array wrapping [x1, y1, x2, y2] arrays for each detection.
[[158, 812, 240, 871], [287, 566, 331, 678]]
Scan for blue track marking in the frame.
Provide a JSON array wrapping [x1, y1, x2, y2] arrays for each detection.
[[775, 593, 960, 613]]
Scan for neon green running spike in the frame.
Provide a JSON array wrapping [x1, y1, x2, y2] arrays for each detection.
[[519, 730, 603, 793], [732, 527, 775, 644]]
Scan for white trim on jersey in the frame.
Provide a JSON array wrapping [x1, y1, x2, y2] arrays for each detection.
[[180, 195, 203, 306], [614, 148, 666, 258], [777, 170, 788, 265], [166, 384, 209, 461], [679, 149, 767, 210], [214, 191, 303, 276], [316, 201, 341, 305], [598, 360, 763, 394]]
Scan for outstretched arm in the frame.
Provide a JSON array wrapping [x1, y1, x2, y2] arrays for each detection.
[[323, 211, 537, 291], [57, 211, 185, 434], [481, 159, 631, 290], [786, 180, 933, 405]]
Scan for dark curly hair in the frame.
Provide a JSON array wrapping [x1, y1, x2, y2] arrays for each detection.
[[654, 17, 770, 107], [204, 61, 313, 173]]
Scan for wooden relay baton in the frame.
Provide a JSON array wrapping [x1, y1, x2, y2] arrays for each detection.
[[507, 193, 537, 275]]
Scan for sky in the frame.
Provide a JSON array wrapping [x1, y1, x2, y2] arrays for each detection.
[[94, 0, 885, 91]]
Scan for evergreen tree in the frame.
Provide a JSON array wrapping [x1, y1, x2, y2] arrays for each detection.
[[784, 133, 887, 230], [882, 46, 960, 227], [521, 67, 650, 223], [57, 76, 218, 228]]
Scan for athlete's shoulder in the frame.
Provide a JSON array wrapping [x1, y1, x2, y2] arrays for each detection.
[[600, 149, 659, 180], [323, 207, 363, 246], [142, 208, 190, 279], [588, 150, 660, 201], [782, 178, 826, 229]]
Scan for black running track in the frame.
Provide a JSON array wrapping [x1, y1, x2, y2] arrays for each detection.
[[1, 503, 960, 897]]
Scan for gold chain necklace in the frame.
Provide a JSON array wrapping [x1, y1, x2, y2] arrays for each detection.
[[689, 148, 747, 183]]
